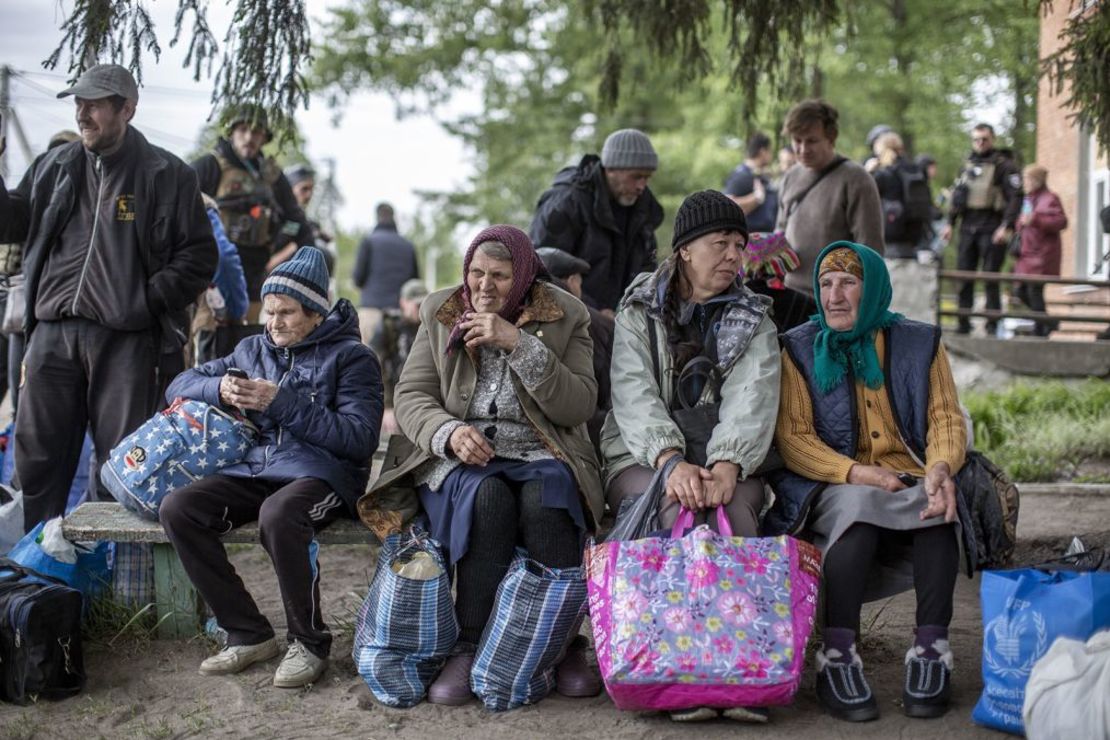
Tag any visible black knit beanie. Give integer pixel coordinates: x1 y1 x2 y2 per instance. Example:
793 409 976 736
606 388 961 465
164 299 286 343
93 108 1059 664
671 190 749 251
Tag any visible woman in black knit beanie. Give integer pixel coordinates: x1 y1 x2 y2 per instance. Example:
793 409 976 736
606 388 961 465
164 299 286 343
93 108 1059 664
599 190 783 723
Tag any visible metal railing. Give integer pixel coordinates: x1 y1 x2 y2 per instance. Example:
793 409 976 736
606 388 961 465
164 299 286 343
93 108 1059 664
936 270 1110 333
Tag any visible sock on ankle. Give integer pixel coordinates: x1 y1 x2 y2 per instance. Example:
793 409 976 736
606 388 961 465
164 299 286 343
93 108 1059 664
913 625 948 660
822 627 857 664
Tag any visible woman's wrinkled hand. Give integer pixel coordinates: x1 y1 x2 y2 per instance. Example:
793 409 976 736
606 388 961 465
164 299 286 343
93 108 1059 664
704 461 739 509
664 459 713 512
847 463 907 492
449 424 495 466
459 312 520 352
921 463 958 522
220 375 279 412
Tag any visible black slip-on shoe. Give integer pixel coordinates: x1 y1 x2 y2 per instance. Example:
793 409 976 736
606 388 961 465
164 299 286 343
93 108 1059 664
903 642 952 719
815 649 880 723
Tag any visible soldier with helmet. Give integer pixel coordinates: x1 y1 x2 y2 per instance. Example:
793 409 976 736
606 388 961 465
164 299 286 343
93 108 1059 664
191 106 312 322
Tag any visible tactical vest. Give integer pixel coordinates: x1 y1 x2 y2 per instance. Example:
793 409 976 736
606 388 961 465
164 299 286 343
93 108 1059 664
214 153 282 248
960 157 1005 211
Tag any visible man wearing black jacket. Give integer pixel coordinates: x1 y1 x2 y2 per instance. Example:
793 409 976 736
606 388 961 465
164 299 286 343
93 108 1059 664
191 107 311 322
530 128 664 313
0 64 217 529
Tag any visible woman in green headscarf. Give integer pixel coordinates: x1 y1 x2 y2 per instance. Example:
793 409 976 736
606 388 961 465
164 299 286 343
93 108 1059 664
766 241 968 724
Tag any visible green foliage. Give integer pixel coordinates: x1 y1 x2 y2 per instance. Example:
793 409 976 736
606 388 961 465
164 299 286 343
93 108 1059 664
1042 0 1110 154
46 0 310 144
586 0 840 120
315 0 1044 276
963 379 1110 481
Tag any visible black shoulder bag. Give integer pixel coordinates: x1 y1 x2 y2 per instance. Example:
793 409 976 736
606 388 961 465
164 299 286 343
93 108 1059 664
647 313 723 469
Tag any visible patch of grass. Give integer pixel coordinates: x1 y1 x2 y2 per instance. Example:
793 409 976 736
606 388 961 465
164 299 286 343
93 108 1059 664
963 379 1110 481
0 713 37 740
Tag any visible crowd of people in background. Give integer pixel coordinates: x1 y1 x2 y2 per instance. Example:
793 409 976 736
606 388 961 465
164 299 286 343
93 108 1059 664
0 61 1099 722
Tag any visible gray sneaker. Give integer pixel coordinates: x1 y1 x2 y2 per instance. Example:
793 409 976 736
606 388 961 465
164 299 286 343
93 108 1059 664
198 638 280 675
273 640 327 688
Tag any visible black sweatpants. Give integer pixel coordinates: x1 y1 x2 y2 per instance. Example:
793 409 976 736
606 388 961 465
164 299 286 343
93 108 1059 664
823 522 959 635
956 224 1007 333
455 477 582 645
159 475 344 658
16 318 160 530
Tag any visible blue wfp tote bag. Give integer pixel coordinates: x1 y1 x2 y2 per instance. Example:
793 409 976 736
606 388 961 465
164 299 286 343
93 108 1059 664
352 528 457 708
470 549 589 711
973 554 1110 734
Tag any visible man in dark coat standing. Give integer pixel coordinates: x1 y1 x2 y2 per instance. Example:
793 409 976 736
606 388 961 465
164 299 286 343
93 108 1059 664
0 64 217 530
352 202 419 344
530 128 664 314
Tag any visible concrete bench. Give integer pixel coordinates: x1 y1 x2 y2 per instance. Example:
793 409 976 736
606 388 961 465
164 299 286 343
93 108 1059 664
62 502 376 639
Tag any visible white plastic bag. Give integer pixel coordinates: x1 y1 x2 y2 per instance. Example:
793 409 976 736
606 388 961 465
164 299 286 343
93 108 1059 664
40 516 78 564
0 484 23 554
1023 630 1110 740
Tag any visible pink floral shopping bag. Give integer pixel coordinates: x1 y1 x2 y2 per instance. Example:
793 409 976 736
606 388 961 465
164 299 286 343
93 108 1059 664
586 507 821 711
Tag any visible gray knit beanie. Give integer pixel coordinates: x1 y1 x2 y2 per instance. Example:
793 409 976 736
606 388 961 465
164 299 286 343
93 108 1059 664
601 129 658 171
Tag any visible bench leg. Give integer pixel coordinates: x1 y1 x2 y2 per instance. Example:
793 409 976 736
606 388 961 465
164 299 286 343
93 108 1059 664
152 542 202 639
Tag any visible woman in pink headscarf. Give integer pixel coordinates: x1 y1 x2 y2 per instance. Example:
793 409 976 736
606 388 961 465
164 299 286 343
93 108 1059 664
360 225 603 705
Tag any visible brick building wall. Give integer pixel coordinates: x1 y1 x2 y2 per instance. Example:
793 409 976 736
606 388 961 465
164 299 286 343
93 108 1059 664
1035 1 1109 334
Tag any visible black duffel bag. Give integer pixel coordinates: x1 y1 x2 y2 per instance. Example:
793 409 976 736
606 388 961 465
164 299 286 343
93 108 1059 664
0 558 85 704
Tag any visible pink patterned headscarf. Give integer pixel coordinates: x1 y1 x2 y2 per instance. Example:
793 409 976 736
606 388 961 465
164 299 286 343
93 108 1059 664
447 225 548 354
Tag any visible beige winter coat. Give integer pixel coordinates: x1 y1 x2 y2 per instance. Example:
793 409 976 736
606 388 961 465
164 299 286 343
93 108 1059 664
357 281 603 540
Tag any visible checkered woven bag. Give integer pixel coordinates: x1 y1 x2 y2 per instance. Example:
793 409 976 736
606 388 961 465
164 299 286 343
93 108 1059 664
470 550 588 711
100 398 258 520
353 529 457 707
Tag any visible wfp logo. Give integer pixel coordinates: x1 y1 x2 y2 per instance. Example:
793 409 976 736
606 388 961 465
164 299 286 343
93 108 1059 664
984 606 1048 679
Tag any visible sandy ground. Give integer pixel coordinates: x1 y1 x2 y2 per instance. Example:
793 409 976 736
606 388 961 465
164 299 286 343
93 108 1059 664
2 488 1109 739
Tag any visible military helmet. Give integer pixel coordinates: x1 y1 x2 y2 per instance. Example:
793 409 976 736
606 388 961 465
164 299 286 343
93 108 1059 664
222 104 273 143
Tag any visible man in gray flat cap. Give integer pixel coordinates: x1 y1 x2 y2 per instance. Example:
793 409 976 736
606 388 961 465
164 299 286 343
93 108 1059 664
530 128 664 313
535 246 612 450
0 63 217 530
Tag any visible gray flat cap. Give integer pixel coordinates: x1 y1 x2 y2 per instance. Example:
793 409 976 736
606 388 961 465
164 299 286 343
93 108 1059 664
57 64 139 102
536 247 590 278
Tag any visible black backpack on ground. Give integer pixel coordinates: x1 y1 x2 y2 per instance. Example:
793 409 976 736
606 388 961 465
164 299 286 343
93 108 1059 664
0 558 85 705
881 161 933 243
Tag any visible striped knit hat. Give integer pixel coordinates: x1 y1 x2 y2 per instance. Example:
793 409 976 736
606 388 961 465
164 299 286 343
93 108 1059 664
262 246 331 316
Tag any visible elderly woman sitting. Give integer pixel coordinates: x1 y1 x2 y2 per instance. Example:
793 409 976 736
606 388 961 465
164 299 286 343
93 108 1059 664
766 241 966 723
602 190 781 723
160 246 383 688
362 225 603 706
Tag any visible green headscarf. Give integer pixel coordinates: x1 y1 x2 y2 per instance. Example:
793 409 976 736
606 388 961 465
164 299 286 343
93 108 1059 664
810 241 903 394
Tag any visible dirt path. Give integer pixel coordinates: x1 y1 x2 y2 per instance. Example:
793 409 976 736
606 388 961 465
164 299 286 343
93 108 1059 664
2 488 1107 739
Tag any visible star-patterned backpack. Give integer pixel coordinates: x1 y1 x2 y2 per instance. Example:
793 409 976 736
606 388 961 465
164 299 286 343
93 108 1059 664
100 398 259 520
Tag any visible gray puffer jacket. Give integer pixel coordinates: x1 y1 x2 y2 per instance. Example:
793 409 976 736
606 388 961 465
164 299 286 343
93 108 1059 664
600 264 781 485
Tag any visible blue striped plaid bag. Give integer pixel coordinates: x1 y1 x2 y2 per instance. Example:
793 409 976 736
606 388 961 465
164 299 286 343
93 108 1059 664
470 549 588 711
352 529 457 707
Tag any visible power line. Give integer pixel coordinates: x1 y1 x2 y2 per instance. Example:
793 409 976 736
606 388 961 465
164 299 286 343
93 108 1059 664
15 67 212 98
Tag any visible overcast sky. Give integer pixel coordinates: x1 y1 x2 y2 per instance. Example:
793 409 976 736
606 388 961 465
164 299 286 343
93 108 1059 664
0 0 476 233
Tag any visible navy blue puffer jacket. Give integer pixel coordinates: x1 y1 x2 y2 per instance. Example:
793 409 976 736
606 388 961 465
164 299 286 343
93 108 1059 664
166 298 383 515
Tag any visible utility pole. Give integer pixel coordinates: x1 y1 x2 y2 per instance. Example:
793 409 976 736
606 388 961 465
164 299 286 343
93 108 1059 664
1 65 11 180
0 66 36 180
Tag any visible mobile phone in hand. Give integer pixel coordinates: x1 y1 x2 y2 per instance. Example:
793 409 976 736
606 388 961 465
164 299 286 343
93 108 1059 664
226 367 248 379
896 472 917 487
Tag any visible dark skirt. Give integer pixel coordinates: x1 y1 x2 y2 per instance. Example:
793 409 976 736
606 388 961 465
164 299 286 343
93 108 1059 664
418 458 585 565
